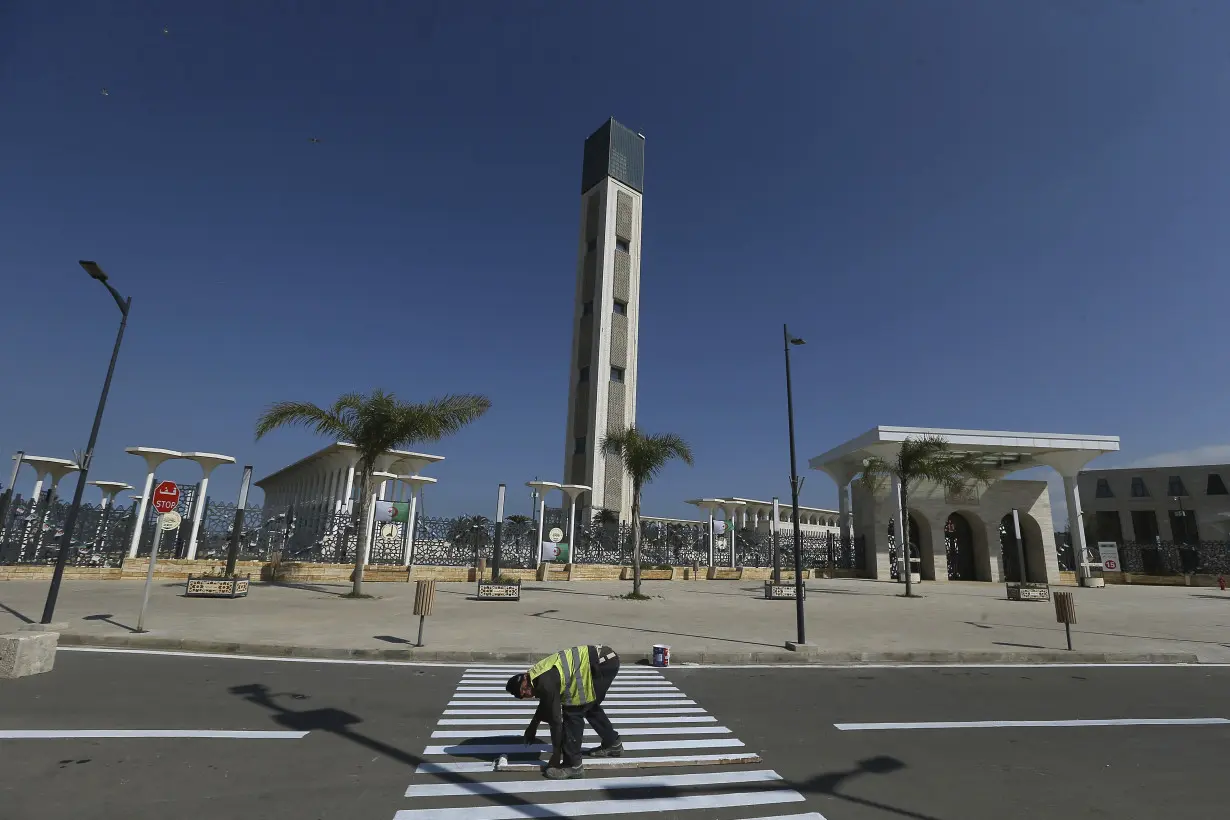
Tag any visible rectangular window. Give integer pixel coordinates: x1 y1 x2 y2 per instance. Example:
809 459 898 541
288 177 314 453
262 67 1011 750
574 437 585 455
616 238 630 253
582 301 593 316
1093 510 1124 543
1095 478 1113 498
578 366 589 383
610 366 625 383
612 300 627 315
1131 510 1159 542
1207 473 1228 495
1130 477 1149 498
1167 475 1188 496
586 238 597 253
1169 509 1199 545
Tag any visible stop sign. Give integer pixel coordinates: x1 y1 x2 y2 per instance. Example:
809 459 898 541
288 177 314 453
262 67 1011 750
152 481 180 514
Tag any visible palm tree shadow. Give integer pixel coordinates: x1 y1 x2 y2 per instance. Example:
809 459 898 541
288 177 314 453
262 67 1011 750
227 683 567 817
529 611 780 649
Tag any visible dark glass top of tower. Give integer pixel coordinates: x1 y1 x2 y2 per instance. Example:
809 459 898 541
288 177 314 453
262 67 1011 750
581 118 644 194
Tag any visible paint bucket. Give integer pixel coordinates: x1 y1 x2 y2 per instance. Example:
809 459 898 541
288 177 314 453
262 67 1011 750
651 644 670 667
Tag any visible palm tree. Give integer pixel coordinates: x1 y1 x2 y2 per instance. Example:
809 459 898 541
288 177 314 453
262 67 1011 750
255 389 491 596
600 426 694 597
859 435 990 597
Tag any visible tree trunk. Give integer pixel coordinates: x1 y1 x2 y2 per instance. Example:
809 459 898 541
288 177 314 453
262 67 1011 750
631 484 642 597
901 479 914 597
352 469 372 597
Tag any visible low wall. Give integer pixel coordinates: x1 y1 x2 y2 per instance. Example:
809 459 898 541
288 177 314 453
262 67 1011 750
0 566 122 581
120 559 268 581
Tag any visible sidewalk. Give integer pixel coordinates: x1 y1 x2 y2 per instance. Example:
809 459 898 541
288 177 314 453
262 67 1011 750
1 577 1224 664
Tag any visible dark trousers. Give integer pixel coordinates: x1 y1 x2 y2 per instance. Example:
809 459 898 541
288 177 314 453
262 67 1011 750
560 653 621 767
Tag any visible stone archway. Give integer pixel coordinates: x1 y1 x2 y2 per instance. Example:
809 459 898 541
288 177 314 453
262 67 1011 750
1000 512 1047 582
944 512 978 580
909 509 936 581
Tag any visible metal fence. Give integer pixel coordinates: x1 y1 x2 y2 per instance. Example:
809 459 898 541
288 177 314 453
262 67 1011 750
1099 541 1230 576
0 493 136 567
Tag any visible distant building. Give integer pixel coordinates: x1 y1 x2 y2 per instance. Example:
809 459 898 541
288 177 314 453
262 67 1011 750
1078 463 1230 544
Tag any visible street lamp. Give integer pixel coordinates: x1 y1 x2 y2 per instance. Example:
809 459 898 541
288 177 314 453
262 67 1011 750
783 324 807 647
40 261 132 624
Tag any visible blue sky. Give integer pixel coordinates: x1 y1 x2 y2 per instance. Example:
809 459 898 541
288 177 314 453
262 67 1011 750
3 1 1228 521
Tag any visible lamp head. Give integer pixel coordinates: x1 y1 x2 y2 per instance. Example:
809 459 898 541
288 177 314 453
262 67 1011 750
789 336 806 346
79 260 108 283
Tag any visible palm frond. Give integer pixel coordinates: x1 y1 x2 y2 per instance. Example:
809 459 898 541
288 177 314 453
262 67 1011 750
601 426 694 487
255 401 353 442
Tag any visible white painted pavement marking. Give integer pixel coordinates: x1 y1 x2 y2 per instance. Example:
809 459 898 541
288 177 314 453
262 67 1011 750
442 706 707 715
835 718 1230 731
460 671 663 678
456 684 679 691
450 691 685 698
448 699 697 707
392 789 804 819
404 768 783 797
0 729 307 739
423 738 745 755
437 715 717 725
431 725 732 738
413 753 768 775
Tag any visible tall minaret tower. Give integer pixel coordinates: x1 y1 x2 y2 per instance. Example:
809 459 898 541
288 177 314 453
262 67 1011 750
562 118 645 523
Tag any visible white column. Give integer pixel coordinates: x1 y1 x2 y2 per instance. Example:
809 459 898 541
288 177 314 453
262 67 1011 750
1062 474 1088 583
362 487 379 567
536 494 547 558
342 464 356 513
128 471 155 558
379 479 389 501
838 482 852 541
185 474 213 559
403 490 419 566
707 509 715 565
568 497 578 553
893 476 904 580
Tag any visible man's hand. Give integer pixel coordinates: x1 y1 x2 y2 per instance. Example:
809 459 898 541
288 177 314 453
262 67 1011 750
522 726 537 745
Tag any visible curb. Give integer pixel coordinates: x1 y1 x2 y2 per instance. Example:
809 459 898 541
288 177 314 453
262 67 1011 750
54 634 1202 666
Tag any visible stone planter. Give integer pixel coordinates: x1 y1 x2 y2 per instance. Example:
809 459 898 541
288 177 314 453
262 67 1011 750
764 581 805 600
622 567 674 581
185 574 250 598
476 580 521 601
708 567 743 581
1006 581 1051 602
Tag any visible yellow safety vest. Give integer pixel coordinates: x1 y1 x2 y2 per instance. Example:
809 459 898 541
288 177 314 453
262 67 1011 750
528 645 595 707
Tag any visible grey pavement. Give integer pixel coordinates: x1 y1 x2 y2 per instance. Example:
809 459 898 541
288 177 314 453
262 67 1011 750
1 650 1227 819
0 576 1227 662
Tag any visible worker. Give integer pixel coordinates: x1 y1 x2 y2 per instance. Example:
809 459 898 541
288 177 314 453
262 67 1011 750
505 644 623 779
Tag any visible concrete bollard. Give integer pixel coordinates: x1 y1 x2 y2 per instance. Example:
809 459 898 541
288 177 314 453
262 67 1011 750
1 631 58 679
413 579 437 647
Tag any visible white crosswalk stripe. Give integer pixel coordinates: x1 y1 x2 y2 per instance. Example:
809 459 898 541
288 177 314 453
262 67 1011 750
394 664 819 820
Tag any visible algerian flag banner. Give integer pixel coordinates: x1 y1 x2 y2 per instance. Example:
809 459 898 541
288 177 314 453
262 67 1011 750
373 501 410 523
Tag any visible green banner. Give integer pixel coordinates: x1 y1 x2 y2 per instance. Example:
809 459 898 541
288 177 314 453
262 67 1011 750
373 501 410 524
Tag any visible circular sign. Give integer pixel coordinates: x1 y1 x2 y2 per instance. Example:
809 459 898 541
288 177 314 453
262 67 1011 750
548 527 564 544
152 481 180 514
1103 558 1118 571
158 511 182 531
381 524 397 539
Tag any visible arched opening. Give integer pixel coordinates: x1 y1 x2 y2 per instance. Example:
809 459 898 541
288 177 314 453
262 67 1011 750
944 512 977 580
886 514 925 580
1000 512 1047 583
910 509 936 581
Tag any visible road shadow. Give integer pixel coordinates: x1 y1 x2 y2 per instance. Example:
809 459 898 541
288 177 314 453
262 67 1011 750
83 613 138 633
1192 594 1228 600
374 634 413 645
978 620 1230 648
519 585 620 599
529 610 779 649
270 581 349 597
227 683 569 817
993 641 1049 650
0 599 34 624
964 620 993 630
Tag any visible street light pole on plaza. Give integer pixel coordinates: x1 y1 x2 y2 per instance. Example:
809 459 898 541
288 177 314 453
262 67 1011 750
41 261 132 624
783 324 807 646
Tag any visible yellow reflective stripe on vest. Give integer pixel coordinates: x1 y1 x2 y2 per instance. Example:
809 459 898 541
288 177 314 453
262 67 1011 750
528 645 595 706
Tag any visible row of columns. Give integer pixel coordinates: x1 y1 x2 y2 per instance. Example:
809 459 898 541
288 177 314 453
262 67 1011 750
526 481 591 558
8 454 135 557
125 447 236 560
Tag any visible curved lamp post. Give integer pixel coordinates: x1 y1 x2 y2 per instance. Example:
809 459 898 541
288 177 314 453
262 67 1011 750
527 480 561 561
560 484 591 559
88 480 132 550
783 323 807 648
124 448 185 559
396 474 437 566
181 452 236 559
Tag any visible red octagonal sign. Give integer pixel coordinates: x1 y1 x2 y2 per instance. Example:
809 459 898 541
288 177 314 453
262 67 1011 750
152 481 180 514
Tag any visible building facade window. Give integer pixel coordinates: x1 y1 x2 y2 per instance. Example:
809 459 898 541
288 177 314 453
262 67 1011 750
1167 476 1188 496
1207 473 1228 495
1131 510 1159 542
574 437 585 455
1095 478 1113 498
582 301 593 316
586 238 597 253
613 300 627 315
578 366 589 382
610 366 625 383
1130 477 1149 498
616 238 630 253
1168 509 1199 545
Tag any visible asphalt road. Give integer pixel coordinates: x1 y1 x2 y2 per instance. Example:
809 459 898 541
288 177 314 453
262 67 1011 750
1 649 1227 820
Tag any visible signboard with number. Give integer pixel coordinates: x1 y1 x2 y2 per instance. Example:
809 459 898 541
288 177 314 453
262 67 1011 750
1097 542 1121 572
152 481 180 514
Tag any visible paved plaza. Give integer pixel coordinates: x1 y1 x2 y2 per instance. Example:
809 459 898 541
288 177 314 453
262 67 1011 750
1 577 1225 662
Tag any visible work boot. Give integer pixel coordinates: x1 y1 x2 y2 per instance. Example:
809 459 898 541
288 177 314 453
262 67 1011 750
588 741 623 758
544 765 585 780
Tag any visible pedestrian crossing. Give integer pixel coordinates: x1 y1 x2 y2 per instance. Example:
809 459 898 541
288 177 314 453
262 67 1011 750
393 664 824 820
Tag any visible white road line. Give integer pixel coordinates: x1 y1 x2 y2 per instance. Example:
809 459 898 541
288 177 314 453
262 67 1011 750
0 729 307 739
461 671 664 677
404 768 782 797
452 687 681 694
448 700 696 707
414 753 766 774
430 725 732 738
443 707 707 716
62 648 1224 671
437 716 717 725
423 738 745 755
392 789 803 819
835 718 1230 731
